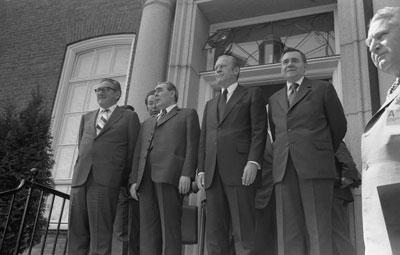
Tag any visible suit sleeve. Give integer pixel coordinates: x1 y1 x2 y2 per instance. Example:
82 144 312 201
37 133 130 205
77 114 85 148
324 83 347 151
181 109 200 178
129 122 143 185
335 141 361 186
126 111 140 180
248 87 268 164
197 103 208 174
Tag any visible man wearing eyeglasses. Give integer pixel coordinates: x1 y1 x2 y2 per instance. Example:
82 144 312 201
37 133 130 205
68 78 140 255
363 7 400 255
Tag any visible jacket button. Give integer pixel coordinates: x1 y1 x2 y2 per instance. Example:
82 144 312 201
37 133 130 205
288 128 291 132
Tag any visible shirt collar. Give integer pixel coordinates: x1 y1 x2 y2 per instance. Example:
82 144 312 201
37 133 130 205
158 104 177 117
99 104 117 114
221 82 238 97
286 76 304 89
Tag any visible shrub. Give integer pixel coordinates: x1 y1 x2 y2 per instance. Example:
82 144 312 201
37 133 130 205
0 88 54 254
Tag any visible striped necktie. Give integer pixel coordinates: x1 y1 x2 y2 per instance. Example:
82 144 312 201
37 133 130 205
157 109 167 124
96 109 109 134
387 78 400 99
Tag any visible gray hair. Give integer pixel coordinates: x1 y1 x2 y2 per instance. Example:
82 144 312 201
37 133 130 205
370 7 400 26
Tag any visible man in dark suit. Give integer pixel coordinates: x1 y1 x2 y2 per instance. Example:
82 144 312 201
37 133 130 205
268 48 347 255
332 141 360 255
129 81 200 255
68 78 140 255
197 53 267 255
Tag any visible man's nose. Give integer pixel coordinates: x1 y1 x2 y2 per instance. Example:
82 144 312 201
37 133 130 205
369 38 380 52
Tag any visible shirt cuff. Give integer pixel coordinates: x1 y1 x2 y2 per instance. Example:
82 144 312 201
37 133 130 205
197 172 205 176
248 161 261 170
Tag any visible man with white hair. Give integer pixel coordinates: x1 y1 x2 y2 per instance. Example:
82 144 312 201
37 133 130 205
363 6 400 255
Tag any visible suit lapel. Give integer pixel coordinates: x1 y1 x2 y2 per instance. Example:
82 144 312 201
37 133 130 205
275 88 289 113
364 88 400 132
209 96 220 125
89 110 98 136
220 85 246 124
289 78 311 110
157 106 178 127
96 106 123 138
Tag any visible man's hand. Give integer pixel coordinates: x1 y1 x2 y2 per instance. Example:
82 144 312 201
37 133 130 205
196 173 205 190
129 183 139 200
340 177 354 188
242 162 258 186
179 176 191 194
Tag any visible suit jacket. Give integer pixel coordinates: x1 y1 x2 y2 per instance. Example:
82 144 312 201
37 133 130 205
268 77 347 183
198 85 267 188
361 82 400 255
255 135 274 209
334 141 361 203
72 106 140 189
130 107 200 189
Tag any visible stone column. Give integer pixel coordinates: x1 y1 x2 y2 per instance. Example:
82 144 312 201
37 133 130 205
127 0 176 121
337 0 371 253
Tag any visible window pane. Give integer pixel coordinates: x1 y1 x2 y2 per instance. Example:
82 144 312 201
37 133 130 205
113 45 131 74
73 51 94 78
94 47 112 75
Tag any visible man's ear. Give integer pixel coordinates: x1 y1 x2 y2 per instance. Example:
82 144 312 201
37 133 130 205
169 90 176 101
234 66 240 76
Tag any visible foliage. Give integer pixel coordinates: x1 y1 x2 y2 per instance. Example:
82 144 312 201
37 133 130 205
0 88 55 254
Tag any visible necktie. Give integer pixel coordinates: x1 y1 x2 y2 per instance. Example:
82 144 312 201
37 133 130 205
218 89 228 121
96 109 109 134
288 83 299 107
387 78 400 98
157 109 167 123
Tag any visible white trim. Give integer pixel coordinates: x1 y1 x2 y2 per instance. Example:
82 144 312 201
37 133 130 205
210 4 337 32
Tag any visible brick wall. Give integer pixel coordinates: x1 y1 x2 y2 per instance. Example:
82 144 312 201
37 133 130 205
0 0 142 111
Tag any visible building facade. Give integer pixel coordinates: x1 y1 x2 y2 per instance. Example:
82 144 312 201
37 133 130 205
1 0 400 254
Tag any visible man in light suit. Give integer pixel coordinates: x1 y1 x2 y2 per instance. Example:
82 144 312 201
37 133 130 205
129 81 200 255
197 53 267 255
68 78 140 255
268 48 347 255
363 7 400 254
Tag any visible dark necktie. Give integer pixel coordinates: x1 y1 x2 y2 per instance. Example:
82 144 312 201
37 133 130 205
288 83 299 107
218 89 228 121
388 78 400 97
96 109 109 134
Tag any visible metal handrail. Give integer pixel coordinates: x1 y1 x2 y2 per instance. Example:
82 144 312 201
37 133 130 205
0 169 70 255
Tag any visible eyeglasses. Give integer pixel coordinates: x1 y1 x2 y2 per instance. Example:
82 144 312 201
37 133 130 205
94 87 116 93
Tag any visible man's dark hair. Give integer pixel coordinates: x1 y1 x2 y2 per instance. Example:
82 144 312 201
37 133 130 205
100 78 121 91
144 89 155 106
159 81 178 102
280 48 307 64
